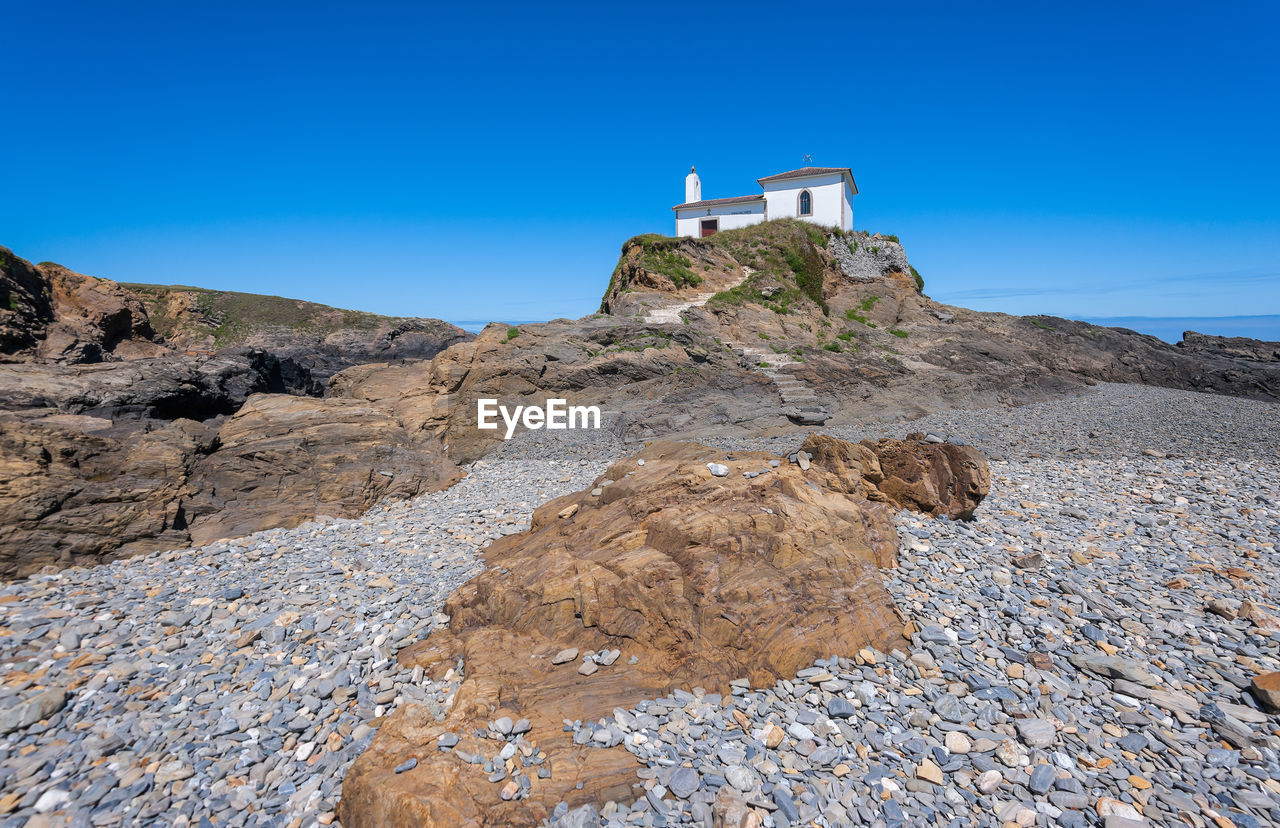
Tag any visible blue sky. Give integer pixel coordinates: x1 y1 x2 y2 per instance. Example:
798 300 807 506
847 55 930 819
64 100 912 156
4 1 1278 339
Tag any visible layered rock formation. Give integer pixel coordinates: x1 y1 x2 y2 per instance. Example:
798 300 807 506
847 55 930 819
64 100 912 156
180 394 462 546
5 224 1279 575
324 221 1280 474
328 318 783 464
0 392 462 578
0 251 166 363
1178 330 1280 363
119 282 473 381
0 246 469 575
339 434 988 827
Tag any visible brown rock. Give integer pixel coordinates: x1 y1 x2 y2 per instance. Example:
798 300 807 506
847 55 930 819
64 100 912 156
712 786 764 828
1250 672 1280 713
0 410 214 578
1206 599 1237 620
824 433 990 521
1240 601 1280 631
181 394 462 545
338 436 988 826
0 249 164 364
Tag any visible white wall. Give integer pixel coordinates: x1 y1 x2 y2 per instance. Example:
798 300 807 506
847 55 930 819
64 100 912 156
675 202 765 237
761 173 854 232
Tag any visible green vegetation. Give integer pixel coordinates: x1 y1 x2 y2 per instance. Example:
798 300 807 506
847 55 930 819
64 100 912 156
120 282 403 348
823 342 842 353
698 221 832 314
630 234 704 289
910 265 925 294
758 332 770 340
882 234 900 243
505 327 521 342
608 220 929 320
804 225 827 249
1030 318 1055 331
5 292 18 312
836 330 854 341
890 328 909 338
782 245 829 314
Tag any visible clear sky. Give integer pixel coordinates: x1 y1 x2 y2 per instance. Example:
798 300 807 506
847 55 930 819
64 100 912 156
4 1 1278 338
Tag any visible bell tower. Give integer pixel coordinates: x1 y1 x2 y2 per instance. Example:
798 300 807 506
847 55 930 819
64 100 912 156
685 166 701 203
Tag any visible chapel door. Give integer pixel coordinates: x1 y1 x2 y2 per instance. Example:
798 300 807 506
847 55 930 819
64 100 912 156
700 219 718 237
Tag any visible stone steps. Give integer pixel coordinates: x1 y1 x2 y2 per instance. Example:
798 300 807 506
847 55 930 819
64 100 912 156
725 339 830 426
643 267 753 325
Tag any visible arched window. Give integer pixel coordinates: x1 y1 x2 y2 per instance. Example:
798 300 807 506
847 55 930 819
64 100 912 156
798 190 812 216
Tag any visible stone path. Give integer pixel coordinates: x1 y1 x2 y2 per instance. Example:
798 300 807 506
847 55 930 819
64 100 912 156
640 266 828 425
642 268 752 325
724 342 829 426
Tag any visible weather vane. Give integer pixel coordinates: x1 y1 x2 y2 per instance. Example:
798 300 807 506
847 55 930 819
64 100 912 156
802 153 814 164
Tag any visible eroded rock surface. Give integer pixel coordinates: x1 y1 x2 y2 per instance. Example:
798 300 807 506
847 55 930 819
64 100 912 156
0 246 470 572
1179 330 1280 363
0 393 462 578
182 394 463 545
338 435 988 827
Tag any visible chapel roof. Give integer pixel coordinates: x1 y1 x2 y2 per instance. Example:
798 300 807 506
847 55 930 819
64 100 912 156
671 194 765 211
757 167 859 194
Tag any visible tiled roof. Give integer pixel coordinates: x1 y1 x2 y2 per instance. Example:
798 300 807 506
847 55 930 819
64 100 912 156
672 194 765 211
757 167 858 194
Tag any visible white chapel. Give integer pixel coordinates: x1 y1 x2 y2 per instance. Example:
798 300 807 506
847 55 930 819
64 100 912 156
673 166 858 237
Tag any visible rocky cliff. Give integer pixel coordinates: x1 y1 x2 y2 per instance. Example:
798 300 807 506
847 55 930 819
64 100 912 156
119 282 472 381
0 246 470 576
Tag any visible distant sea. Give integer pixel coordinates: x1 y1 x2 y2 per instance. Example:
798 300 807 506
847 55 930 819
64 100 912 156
1078 315 1280 344
450 320 544 333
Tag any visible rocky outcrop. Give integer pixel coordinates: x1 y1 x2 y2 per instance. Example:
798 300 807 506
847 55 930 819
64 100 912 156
0 393 462 578
0 245 470 574
1179 330 1280 363
636 221 1280 422
0 349 320 420
181 394 462 545
599 235 747 319
0 411 215 576
0 248 165 363
338 435 988 827
330 318 785 464
120 282 473 381
1 246 472 378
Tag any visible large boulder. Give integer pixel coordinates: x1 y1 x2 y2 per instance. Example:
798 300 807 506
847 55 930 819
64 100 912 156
0 410 214 577
338 436 988 827
181 394 462 544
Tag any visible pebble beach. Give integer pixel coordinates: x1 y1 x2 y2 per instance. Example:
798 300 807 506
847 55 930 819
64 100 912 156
2 383 1278 827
